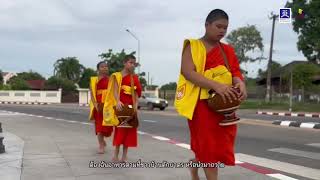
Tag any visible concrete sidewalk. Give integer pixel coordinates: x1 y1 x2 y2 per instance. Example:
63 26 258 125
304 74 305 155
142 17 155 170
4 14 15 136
0 111 277 180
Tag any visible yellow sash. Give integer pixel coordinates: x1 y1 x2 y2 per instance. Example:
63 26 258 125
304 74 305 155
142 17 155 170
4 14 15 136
102 72 122 126
89 76 98 120
174 39 232 120
89 77 109 120
174 39 206 120
200 65 232 99
121 85 137 95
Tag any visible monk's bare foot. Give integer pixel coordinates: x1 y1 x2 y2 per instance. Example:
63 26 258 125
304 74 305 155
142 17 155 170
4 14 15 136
112 157 119 162
97 146 105 154
120 157 128 162
189 159 199 180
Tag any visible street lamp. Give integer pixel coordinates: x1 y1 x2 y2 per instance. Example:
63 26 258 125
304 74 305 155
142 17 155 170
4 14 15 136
126 29 140 74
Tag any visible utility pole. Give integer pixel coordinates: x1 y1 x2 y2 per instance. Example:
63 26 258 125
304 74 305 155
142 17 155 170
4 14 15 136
289 66 293 112
147 72 150 86
265 12 279 102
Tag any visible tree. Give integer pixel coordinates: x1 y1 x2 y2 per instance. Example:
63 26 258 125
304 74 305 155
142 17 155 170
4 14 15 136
291 64 320 90
78 68 97 88
7 71 45 90
139 76 147 90
0 70 3 85
99 49 147 89
9 78 30 90
226 25 265 65
283 63 320 102
99 49 135 74
160 82 177 90
54 57 85 83
45 76 76 92
15 71 45 81
285 0 320 64
258 61 282 79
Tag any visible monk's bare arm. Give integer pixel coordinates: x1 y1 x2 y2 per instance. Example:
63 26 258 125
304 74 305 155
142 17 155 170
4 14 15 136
232 77 244 84
180 44 219 90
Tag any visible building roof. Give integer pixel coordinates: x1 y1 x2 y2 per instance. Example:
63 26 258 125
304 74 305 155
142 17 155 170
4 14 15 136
256 60 318 85
26 80 46 90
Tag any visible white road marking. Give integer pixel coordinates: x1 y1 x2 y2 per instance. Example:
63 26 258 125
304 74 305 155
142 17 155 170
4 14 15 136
300 122 318 128
143 120 157 123
236 153 320 180
280 121 293 126
235 160 244 164
267 173 299 180
152 136 170 141
175 143 190 150
137 131 147 135
67 121 77 123
306 143 320 148
268 148 320 160
0 113 20 116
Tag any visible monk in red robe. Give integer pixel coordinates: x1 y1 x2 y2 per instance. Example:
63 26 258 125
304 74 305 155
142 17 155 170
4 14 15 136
179 9 247 180
89 61 114 154
111 55 142 162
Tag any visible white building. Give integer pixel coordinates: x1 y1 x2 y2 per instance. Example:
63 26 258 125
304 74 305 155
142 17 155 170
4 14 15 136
1 72 17 85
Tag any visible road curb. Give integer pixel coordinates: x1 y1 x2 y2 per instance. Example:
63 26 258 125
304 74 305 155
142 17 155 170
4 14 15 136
272 120 320 129
0 101 51 105
257 111 320 118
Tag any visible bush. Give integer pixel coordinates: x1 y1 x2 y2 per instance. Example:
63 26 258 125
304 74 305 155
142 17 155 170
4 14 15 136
45 76 76 92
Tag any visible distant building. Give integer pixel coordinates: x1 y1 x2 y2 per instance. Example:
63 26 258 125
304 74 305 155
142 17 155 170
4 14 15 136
256 61 320 88
26 80 46 90
1 72 17 85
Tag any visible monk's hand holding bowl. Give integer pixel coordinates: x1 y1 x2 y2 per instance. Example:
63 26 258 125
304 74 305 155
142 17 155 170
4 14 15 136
212 83 239 104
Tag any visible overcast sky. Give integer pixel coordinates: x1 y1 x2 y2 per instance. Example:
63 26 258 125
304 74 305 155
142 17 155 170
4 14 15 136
0 0 305 85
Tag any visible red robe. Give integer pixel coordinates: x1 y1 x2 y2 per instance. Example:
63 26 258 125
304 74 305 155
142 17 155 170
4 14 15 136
113 74 142 147
93 77 113 137
188 43 244 165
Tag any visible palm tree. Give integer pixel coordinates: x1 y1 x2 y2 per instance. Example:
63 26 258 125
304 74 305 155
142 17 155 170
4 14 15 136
53 57 85 83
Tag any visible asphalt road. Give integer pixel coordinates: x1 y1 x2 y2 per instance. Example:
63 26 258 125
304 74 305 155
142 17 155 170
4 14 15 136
1 104 319 180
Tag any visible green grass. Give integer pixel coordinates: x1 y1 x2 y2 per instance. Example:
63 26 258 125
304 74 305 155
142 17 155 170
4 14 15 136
240 99 320 112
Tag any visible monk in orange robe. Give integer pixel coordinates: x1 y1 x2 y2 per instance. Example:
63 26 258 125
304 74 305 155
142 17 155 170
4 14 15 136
111 55 142 162
89 61 113 154
178 9 247 180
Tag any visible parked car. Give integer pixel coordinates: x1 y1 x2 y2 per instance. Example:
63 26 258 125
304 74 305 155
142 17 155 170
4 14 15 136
138 93 168 110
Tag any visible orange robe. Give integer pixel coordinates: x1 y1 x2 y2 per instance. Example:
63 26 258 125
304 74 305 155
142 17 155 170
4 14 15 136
113 74 142 147
93 77 113 137
188 43 244 165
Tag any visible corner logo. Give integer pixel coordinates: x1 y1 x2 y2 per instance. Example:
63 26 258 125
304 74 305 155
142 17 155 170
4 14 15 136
279 8 292 23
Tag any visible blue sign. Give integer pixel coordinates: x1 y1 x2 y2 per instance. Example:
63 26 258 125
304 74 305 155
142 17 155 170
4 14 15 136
279 8 292 23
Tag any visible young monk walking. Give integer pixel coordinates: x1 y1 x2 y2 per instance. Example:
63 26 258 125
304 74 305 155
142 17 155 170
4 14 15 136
174 9 247 180
103 55 142 162
89 61 114 154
